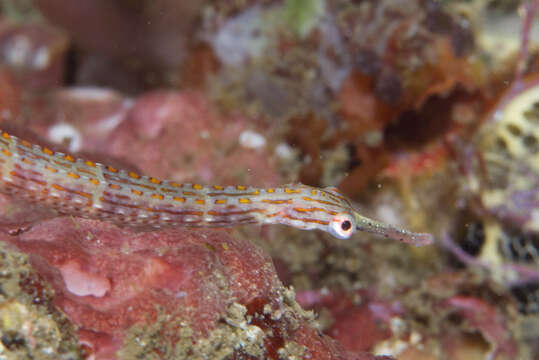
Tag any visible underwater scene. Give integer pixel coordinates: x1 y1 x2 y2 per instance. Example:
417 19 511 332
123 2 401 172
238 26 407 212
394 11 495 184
0 0 537 359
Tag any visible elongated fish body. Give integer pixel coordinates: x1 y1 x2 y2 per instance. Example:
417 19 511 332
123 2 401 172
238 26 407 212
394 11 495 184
0 130 432 245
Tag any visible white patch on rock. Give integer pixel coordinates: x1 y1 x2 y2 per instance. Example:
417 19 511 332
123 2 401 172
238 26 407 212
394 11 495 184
59 261 111 297
274 142 295 160
239 130 266 149
4 34 32 67
33 46 51 69
47 123 82 152
64 87 119 101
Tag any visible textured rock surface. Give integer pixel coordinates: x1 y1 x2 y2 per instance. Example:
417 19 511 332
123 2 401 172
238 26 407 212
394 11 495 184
0 241 81 359
1 216 384 359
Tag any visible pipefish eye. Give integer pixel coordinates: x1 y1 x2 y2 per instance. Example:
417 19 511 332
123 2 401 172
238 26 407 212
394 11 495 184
329 213 356 239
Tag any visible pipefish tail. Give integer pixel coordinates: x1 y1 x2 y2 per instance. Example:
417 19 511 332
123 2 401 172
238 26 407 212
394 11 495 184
0 130 433 246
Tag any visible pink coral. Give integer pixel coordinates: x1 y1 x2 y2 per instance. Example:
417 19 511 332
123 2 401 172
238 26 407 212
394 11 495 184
104 91 278 186
0 218 283 357
25 90 279 188
0 215 390 359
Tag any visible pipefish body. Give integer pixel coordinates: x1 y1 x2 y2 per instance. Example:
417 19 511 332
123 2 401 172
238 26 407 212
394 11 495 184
0 130 433 245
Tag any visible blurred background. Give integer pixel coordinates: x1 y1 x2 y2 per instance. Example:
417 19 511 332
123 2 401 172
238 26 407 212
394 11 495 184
0 1 537 359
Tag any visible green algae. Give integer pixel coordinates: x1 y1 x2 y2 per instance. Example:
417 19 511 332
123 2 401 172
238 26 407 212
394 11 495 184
282 0 324 38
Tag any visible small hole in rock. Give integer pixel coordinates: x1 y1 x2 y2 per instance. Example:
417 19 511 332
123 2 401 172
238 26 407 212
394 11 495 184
506 123 522 137
495 137 508 151
523 134 537 152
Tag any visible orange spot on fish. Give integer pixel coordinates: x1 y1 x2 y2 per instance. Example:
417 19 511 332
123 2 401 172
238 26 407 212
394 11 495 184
64 154 75 162
302 196 339 207
75 190 92 199
42 147 54 156
76 167 96 176
128 171 140 179
282 214 329 225
161 188 177 193
237 185 246 190
132 189 143 196
262 199 292 204
52 183 65 191
66 172 80 179
285 188 301 194
239 198 251 204
294 207 338 216
215 199 227 204
137 183 156 191
193 184 203 190
195 199 205 205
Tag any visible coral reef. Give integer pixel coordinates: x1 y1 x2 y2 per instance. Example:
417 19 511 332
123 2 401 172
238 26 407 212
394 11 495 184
0 0 537 359
3 216 351 359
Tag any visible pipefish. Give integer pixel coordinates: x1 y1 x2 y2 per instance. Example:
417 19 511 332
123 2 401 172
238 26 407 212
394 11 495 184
0 130 432 245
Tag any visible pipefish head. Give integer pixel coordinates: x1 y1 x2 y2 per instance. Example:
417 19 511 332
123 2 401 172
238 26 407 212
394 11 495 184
272 185 432 245
279 185 359 240
311 186 358 240
320 187 433 246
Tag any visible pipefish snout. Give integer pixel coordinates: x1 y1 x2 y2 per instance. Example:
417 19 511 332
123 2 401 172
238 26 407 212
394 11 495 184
0 130 433 246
